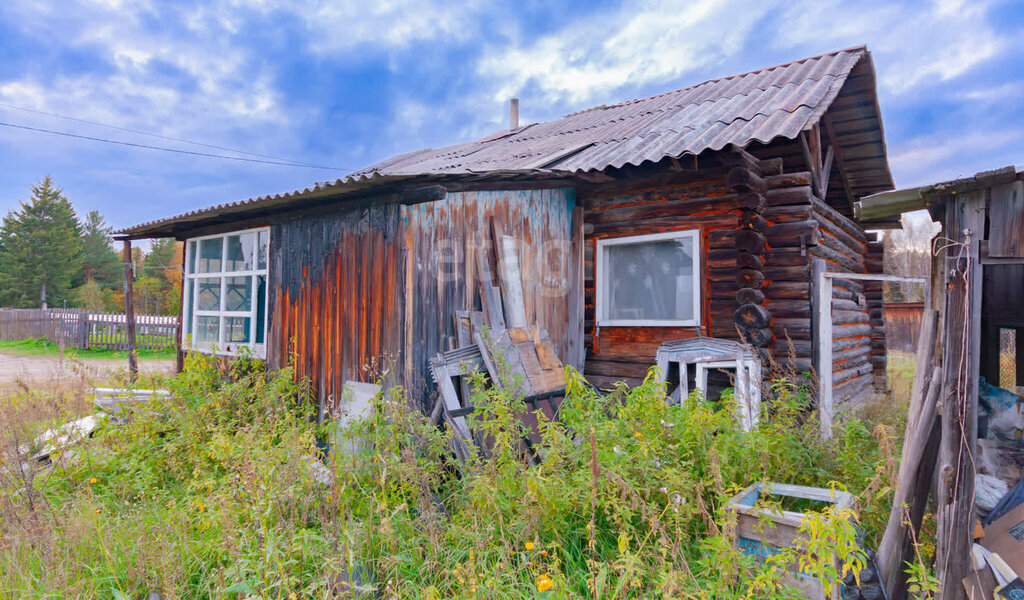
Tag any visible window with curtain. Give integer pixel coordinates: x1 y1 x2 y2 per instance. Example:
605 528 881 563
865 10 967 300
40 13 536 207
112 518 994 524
596 230 701 327
182 227 269 357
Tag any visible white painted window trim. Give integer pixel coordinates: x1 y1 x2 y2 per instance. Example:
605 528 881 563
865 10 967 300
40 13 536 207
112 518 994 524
183 227 269 358
595 229 701 327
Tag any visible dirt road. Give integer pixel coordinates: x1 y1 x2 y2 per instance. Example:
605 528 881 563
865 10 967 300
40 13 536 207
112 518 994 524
0 352 174 389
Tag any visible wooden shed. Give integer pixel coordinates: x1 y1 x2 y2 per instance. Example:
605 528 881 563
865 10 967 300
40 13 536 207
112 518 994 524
119 46 895 417
857 165 1024 598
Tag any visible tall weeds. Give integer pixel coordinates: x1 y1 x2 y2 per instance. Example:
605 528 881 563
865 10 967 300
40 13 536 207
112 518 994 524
0 353 899 599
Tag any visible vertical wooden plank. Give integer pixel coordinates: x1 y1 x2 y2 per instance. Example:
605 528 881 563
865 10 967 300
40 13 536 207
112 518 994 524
122 240 138 379
987 180 1024 257
935 191 984 600
813 259 833 438
567 202 585 370
500 234 528 329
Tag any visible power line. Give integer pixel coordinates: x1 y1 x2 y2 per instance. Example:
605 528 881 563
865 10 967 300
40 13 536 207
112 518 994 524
0 101 322 166
0 120 348 170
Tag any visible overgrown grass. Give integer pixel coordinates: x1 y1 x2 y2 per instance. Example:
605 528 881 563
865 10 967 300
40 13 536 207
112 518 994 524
0 337 176 360
0 353 909 599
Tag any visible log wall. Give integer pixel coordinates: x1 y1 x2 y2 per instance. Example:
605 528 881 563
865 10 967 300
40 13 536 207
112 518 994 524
580 169 737 388
812 191 875 407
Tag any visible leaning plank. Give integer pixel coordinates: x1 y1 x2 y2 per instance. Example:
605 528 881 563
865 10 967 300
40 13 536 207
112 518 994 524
499 235 528 329
877 365 942 597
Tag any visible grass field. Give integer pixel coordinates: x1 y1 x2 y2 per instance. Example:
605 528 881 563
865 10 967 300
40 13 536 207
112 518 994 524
0 338 176 360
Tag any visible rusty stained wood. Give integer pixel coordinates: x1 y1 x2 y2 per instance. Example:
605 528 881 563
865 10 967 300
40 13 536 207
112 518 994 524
402 188 578 407
267 203 405 415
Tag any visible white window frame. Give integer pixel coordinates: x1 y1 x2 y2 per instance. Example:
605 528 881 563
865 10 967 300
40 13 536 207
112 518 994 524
595 229 701 327
182 227 270 358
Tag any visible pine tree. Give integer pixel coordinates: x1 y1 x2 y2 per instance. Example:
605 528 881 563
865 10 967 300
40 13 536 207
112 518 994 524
0 176 83 308
78 210 121 288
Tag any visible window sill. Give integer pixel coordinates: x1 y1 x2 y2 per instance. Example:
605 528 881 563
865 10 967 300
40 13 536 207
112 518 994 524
597 320 701 327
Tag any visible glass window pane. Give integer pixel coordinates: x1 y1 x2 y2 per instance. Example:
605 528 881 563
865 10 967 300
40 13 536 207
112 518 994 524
198 278 221 311
224 276 252 311
225 316 250 343
187 240 197 274
197 238 222 273
225 233 257 272
605 236 695 321
257 230 269 270
182 280 193 337
196 316 219 343
256 275 266 343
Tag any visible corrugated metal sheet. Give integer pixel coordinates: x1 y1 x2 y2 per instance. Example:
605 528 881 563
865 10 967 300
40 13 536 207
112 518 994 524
121 46 882 238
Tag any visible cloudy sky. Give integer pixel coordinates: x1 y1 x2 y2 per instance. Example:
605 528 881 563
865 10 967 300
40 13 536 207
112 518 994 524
0 0 1021 233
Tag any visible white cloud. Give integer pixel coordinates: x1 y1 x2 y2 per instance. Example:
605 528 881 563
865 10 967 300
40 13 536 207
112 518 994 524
477 0 770 106
0 0 293 161
236 0 489 53
888 127 1024 187
775 0 1007 94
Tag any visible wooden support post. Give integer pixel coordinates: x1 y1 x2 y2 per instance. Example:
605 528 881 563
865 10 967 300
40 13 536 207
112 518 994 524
813 259 833 438
935 192 985 600
122 239 138 380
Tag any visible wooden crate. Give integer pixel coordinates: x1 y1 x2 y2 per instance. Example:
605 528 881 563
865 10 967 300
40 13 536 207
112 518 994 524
725 482 854 600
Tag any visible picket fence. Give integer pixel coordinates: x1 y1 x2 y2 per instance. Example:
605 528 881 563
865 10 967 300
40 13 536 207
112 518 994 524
0 308 179 351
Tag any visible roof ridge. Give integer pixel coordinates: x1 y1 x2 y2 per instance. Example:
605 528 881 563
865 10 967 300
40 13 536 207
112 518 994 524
562 46 867 118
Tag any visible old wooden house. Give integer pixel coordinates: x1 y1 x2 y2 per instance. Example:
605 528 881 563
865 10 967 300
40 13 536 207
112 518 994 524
120 46 894 418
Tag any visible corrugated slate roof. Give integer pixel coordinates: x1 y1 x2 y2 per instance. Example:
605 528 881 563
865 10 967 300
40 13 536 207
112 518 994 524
121 46 885 238
354 48 862 176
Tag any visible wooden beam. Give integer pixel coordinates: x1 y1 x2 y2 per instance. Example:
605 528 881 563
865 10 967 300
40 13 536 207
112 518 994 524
122 239 138 380
935 191 985 600
822 114 857 214
820 145 835 198
813 258 833 438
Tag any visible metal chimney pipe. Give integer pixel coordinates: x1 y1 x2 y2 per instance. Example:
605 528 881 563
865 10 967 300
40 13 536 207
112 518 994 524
509 97 519 129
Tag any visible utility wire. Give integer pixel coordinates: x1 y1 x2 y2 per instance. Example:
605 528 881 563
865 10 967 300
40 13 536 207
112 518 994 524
0 120 348 170
0 101 323 166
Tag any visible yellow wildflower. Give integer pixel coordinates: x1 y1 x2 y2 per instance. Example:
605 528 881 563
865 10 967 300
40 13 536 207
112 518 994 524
288 593 297 600
536 574 553 592
634 432 642 439
88 477 98 484
525 541 534 551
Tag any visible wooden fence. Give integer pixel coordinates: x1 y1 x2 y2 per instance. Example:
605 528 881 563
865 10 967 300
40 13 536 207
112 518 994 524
0 308 178 351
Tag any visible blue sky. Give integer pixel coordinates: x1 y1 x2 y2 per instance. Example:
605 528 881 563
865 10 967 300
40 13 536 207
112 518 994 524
0 0 1021 234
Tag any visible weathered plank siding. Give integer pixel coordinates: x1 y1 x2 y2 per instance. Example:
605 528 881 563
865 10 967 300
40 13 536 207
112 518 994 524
401 188 580 405
883 303 924 353
267 203 405 413
266 189 579 412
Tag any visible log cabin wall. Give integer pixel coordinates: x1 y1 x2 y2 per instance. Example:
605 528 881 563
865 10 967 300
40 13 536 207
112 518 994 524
401 188 580 408
580 167 740 388
866 238 887 388
267 202 405 412
812 193 875 407
578 157 880 406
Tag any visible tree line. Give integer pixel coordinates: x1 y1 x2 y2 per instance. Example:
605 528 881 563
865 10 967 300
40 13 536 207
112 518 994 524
0 176 182 315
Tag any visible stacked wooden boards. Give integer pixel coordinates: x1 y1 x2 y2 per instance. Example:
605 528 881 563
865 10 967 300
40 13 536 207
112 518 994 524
429 232 568 464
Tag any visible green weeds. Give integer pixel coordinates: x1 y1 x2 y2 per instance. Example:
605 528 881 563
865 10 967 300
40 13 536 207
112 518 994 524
0 354 905 598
